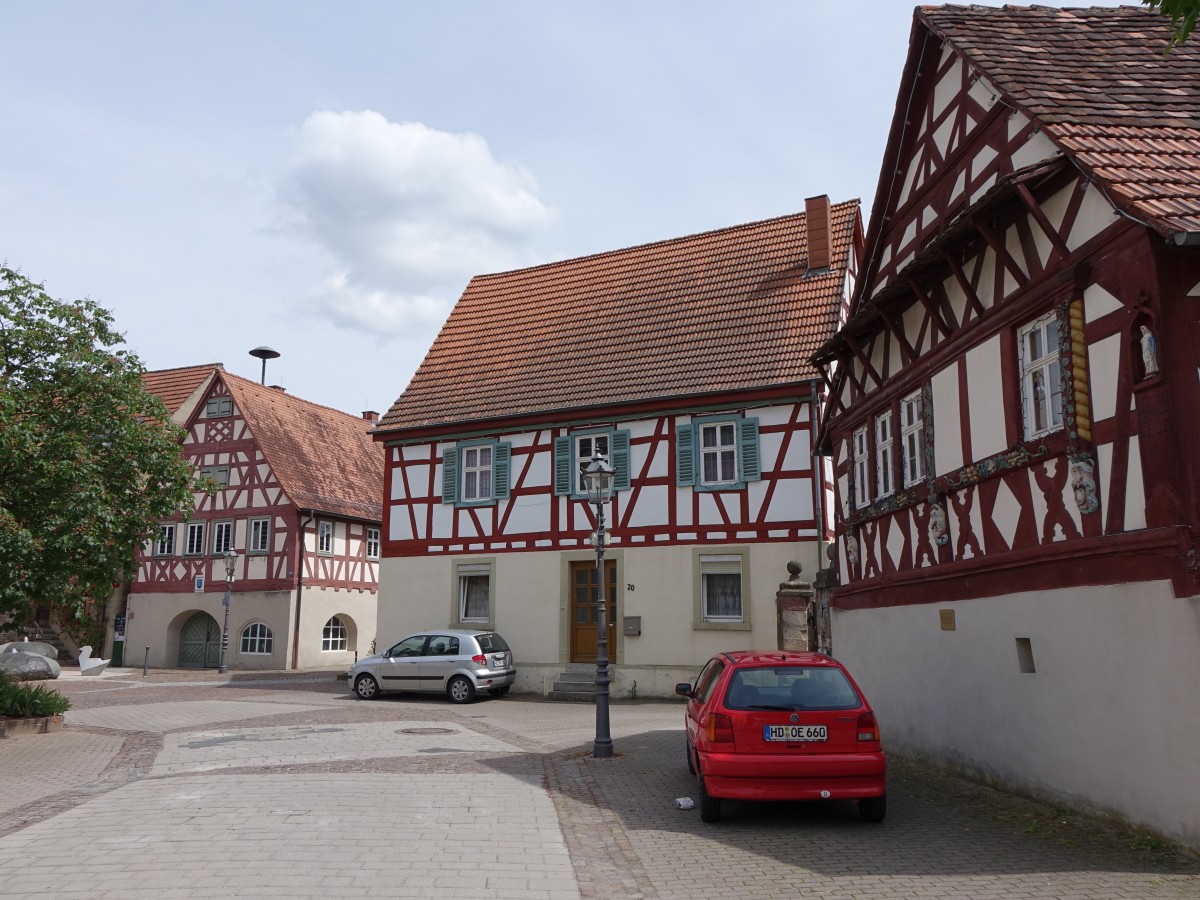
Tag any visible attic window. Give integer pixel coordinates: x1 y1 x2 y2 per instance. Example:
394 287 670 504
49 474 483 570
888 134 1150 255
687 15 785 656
206 397 233 417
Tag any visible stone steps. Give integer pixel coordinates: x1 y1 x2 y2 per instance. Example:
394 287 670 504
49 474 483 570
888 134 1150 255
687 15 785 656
548 664 599 702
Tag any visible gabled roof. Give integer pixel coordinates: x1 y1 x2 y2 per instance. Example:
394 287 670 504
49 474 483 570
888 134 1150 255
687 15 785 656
920 4 1200 238
378 201 860 433
215 373 383 522
141 364 223 419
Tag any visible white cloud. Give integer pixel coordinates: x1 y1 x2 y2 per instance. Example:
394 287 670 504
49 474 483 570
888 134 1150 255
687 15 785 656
280 110 555 335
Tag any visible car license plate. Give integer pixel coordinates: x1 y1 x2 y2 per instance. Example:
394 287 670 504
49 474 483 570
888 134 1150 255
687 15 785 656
764 724 827 742
491 656 505 668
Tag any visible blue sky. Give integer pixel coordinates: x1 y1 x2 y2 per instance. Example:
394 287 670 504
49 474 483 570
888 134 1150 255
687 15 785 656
1 1 1127 414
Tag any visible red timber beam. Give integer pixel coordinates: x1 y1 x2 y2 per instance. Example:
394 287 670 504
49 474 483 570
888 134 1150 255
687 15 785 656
906 275 952 338
842 332 884 390
970 216 1029 289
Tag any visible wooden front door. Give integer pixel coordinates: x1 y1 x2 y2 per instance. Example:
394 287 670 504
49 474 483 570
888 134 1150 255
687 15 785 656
179 613 221 668
570 559 617 663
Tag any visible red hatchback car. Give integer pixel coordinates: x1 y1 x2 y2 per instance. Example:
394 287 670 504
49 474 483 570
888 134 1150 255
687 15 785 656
675 651 887 823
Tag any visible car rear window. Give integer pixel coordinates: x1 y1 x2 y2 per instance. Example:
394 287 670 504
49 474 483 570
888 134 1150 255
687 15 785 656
475 633 510 653
724 666 862 711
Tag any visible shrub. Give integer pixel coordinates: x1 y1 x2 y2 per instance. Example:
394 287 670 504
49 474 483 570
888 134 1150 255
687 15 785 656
0 672 71 717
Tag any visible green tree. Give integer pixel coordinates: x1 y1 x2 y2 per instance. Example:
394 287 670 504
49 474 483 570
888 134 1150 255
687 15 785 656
0 267 195 631
1143 0 1199 47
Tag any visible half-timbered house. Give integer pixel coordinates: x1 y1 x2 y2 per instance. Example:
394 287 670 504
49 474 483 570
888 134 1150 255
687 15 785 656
374 198 861 697
127 369 384 671
812 6 1200 846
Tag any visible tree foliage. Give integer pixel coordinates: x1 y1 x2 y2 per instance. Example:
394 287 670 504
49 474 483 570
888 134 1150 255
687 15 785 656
0 267 195 627
1143 0 1199 47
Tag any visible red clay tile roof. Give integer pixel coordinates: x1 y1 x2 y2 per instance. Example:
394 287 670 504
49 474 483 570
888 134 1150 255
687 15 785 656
921 5 1200 237
219 373 383 521
141 364 223 415
377 201 860 433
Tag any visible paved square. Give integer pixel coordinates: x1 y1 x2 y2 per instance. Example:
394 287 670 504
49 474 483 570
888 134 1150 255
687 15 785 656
0 773 579 900
65 700 324 732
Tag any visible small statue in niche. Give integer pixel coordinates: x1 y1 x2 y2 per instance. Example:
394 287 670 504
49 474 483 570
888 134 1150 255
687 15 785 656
1140 325 1159 378
1070 456 1100 515
844 534 859 570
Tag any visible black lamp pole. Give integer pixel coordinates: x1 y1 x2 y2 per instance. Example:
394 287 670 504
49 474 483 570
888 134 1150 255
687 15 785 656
584 451 614 759
217 550 238 674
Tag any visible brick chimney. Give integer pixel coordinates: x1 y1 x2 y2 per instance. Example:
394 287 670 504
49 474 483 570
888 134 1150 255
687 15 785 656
362 410 379 424
804 194 832 272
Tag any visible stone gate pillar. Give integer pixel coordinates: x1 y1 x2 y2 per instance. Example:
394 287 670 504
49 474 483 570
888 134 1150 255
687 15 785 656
776 561 814 652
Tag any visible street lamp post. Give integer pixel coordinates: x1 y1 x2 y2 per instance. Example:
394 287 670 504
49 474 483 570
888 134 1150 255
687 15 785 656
217 549 238 674
583 450 615 759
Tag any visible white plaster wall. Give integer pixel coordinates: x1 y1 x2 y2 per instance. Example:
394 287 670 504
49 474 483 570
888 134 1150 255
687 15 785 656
294 586 378 670
932 363 964 474
965 336 1006 459
377 540 820 695
1087 333 1122 424
832 582 1200 848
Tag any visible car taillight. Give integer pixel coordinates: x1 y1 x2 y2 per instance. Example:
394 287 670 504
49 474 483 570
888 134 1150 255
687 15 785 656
707 713 734 743
857 711 878 743
471 654 487 666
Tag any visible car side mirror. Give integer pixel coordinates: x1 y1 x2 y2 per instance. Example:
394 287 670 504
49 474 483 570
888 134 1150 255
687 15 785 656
674 682 694 698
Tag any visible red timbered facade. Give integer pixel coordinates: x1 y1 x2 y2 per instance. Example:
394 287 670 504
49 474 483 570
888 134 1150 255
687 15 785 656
813 6 1200 848
126 370 383 671
376 199 862 695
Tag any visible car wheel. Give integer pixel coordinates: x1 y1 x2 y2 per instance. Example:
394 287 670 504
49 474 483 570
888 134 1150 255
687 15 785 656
686 740 695 775
490 686 511 698
354 674 379 700
859 794 887 823
447 675 476 704
698 775 721 823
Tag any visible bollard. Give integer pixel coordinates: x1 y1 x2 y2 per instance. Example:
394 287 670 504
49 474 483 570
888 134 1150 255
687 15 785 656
143 646 150 677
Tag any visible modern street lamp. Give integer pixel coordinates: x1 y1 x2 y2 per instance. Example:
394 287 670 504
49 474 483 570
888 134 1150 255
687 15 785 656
582 450 615 759
217 549 238 674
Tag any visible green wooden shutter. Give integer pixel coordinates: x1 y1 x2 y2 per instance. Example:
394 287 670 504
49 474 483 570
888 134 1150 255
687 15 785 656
441 446 458 504
738 418 761 483
611 430 631 491
553 435 572 496
676 423 695 486
493 442 512 500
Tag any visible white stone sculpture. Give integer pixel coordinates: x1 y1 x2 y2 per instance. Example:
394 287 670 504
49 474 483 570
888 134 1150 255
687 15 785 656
78 645 110 676
1140 325 1158 378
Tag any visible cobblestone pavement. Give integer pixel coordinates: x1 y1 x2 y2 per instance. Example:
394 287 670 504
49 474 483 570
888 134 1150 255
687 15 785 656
1 668 1196 899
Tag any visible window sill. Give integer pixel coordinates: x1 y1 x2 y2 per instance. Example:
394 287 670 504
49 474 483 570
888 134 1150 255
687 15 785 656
693 620 751 631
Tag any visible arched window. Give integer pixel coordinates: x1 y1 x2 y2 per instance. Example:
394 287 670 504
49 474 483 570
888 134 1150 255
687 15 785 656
240 622 273 655
322 615 347 652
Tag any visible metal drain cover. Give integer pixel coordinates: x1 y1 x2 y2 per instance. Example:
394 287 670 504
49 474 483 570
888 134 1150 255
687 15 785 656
398 727 456 735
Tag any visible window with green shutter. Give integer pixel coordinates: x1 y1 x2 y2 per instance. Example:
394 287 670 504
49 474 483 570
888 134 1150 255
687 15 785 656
676 416 760 490
442 440 511 507
553 429 631 497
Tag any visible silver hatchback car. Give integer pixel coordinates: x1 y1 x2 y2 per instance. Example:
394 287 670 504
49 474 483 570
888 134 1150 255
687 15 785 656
348 629 516 704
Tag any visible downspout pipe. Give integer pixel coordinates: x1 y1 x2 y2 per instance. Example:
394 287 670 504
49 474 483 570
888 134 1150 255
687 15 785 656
809 378 827 572
291 510 316 670
1171 231 1200 246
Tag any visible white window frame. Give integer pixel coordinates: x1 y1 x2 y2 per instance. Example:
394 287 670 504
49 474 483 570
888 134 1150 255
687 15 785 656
462 445 494 502
322 615 347 652
1019 313 1064 440
317 520 334 556
698 421 739 487
240 622 273 655
211 520 233 555
249 517 271 555
700 554 743 622
457 563 491 623
155 523 176 557
205 397 232 417
365 526 380 560
184 522 205 556
852 426 870 509
875 411 894 498
575 432 610 494
900 390 926 487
